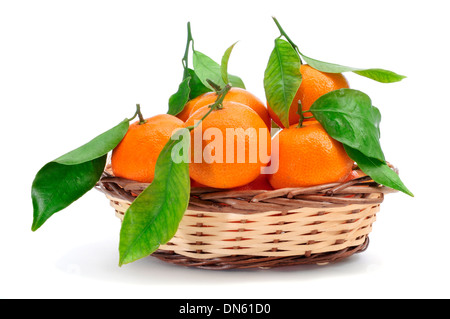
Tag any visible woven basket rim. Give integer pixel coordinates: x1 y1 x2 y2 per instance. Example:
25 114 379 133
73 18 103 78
96 167 395 213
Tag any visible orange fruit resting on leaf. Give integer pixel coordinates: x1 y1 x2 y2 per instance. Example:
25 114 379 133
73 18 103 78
268 64 349 128
111 114 184 183
185 101 271 189
268 122 354 189
187 87 271 128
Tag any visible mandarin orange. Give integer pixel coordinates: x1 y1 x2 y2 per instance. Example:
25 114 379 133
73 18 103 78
188 87 271 128
268 64 349 128
268 122 353 188
184 101 271 189
343 169 366 182
176 94 205 122
111 114 184 183
232 174 273 191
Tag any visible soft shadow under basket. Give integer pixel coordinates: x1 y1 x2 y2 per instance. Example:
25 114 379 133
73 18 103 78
97 165 397 270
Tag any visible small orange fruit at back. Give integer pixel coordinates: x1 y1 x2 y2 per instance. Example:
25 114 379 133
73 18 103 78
185 101 271 189
176 94 205 122
268 122 353 189
188 87 271 128
268 64 349 128
111 114 184 183
232 174 273 191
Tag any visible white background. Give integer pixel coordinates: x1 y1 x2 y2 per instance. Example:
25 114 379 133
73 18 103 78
1 0 448 299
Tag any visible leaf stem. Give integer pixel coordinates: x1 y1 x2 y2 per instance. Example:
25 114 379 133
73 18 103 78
182 22 194 80
137 104 146 124
272 16 303 65
128 104 146 124
206 79 222 92
212 83 231 109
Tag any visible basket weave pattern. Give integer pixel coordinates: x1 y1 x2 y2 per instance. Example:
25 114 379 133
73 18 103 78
98 171 393 269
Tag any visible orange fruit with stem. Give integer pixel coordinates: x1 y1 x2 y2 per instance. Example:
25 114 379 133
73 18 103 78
268 121 353 189
268 64 349 128
188 87 271 128
111 114 184 183
184 101 271 189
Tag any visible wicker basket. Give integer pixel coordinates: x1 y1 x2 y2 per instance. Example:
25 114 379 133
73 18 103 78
97 168 396 270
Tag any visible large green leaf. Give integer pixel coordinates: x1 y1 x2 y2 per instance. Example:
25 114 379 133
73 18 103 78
118 131 190 266
310 89 385 162
193 50 245 90
300 53 406 83
54 119 129 165
263 38 302 128
31 156 107 231
31 119 129 231
344 145 413 197
168 76 191 116
187 68 211 100
309 88 412 196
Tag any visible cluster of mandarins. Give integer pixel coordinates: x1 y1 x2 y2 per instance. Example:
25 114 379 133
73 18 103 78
111 65 362 191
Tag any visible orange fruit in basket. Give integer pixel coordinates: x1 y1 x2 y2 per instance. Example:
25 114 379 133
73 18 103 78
185 101 271 189
190 178 208 188
268 64 349 128
111 114 184 183
188 87 271 128
343 170 365 182
268 122 353 189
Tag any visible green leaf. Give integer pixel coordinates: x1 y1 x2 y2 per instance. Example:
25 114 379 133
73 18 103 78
344 145 413 197
118 130 190 266
300 54 357 73
221 41 238 85
193 50 245 90
31 119 129 231
31 156 107 231
352 69 407 83
309 88 413 196
168 76 191 116
310 88 385 162
54 119 129 165
167 67 217 118
300 53 406 83
264 38 302 128
187 68 211 100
